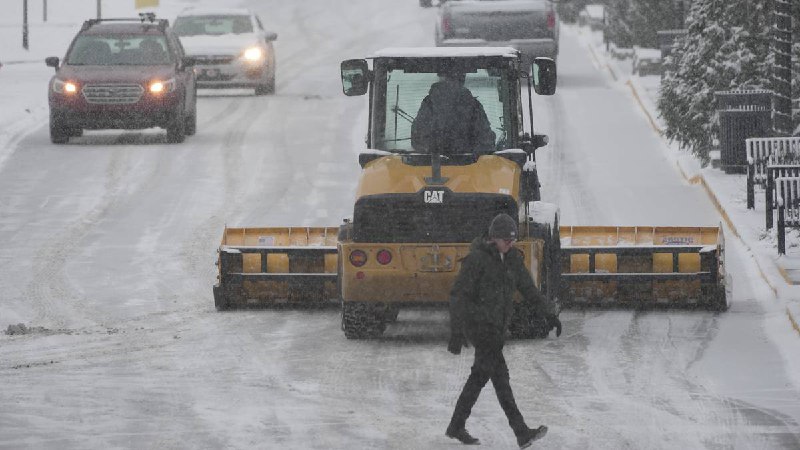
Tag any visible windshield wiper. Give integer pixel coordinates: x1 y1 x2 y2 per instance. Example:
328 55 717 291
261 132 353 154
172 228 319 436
391 105 414 124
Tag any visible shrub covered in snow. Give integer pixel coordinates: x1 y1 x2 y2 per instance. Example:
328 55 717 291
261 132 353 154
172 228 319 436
605 0 684 48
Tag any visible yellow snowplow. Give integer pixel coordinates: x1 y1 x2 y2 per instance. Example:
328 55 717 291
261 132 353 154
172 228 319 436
560 226 728 309
214 227 339 308
213 48 729 338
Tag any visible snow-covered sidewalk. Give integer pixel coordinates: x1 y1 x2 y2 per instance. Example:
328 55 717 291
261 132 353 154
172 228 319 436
568 24 800 335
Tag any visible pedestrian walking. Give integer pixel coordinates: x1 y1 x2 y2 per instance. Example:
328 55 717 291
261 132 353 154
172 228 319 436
445 213 562 448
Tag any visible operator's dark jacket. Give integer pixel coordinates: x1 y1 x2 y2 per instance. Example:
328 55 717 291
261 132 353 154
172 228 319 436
411 80 496 155
450 236 553 345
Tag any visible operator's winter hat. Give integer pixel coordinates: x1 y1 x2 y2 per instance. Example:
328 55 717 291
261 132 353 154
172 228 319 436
488 213 517 240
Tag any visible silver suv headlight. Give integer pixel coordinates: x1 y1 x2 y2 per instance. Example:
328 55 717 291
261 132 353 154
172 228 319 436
241 46 265 62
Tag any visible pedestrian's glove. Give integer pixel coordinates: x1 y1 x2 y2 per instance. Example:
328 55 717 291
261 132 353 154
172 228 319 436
547 314 562 337
447 333 467 355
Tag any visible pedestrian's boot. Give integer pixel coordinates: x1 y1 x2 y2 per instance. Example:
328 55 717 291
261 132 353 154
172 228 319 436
517 425 547 449
445 427 481 445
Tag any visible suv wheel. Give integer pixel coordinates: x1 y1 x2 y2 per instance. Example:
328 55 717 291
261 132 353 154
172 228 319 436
255 65 276 96
185 99 197 136
50 114 70 144
166 108 186 144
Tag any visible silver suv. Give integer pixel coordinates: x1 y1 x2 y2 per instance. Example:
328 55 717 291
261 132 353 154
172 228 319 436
173 8 277 95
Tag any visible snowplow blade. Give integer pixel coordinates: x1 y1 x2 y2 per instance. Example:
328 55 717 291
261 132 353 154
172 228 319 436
559 226 729 310
213 227 340 310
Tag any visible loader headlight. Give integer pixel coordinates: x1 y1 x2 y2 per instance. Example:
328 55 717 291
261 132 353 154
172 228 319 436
349 250 368 267
53 78 79 94
242 46 264 62
149 77 176 94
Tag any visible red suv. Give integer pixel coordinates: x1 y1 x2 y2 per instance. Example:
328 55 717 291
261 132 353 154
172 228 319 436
45 14 197 144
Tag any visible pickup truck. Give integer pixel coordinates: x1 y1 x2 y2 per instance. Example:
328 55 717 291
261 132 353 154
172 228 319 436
435 0 559 66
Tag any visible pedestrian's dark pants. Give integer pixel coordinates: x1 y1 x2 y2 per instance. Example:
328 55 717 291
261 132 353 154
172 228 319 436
448 341 528 436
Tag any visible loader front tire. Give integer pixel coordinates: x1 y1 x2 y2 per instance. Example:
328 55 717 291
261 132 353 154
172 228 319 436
342 301 386 339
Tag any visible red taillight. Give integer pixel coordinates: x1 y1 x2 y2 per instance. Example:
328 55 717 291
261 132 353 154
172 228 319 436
547 11 556 30
349 250 367 267
376 249 393 265
442 15 452 35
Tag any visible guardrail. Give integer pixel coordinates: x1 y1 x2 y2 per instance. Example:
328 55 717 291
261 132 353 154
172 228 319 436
766 164 800 229
746 137 800 208
776 176 800 254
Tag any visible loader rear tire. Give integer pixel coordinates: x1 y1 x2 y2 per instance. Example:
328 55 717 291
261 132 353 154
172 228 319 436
383 306 400 323
509 302 550 339
710 285 729 312
342 301 386 339
511 215 562 338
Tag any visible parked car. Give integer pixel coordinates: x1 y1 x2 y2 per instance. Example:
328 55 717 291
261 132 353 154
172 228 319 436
173 7 277 95
435 0 559 68
632 47 662 76
578 4 605 31
45 13 197 144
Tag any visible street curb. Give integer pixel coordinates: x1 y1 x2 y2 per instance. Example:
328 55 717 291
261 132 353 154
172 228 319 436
789 307 800 334
624 75 800 336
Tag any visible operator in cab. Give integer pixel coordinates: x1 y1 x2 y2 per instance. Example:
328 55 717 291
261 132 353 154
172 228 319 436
411 69 496 155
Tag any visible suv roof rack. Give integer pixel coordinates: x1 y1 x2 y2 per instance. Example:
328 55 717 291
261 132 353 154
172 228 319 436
80 13 169 32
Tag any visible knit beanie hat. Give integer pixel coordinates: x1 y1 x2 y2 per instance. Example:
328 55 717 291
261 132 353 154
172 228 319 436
488 213 517 240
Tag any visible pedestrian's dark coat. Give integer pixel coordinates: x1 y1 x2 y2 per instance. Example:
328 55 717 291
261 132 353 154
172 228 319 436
411 80 496 155
449 236 553 345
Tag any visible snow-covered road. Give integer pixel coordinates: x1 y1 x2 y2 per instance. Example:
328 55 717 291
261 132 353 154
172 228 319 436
1 1 799 448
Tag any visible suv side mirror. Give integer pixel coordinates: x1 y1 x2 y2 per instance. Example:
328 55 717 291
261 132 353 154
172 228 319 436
264 32 277 41
341 59 370 96
181 56 196 67
45 57 60 70
532 57 556 96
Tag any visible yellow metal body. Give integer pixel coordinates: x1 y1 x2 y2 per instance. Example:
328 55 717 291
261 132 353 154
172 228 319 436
339 240 543 304
356 155 521 197
135 0 159 8
215 154 726 309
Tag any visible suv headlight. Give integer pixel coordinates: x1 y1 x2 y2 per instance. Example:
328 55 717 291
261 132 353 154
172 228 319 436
242 46 264 62
53 78 79 94
149 78 176 94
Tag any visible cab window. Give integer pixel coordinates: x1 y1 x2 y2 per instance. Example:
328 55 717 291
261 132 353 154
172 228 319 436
376 67 512 152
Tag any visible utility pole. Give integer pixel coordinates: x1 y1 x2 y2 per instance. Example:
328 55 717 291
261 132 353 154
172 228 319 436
43 0 47 22
773 0 792 135
97 0 102 19
22 0 28 50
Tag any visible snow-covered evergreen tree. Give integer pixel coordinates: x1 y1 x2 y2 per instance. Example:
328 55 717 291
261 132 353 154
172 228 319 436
793 12 799 135
606 0 633 47
658 0 773 162
606 0 681 48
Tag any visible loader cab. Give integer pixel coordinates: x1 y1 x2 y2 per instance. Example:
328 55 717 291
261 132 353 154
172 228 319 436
339 48 557 157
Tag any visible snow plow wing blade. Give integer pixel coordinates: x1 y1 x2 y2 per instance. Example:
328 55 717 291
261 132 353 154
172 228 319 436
213 227 340 310
559 226 729 310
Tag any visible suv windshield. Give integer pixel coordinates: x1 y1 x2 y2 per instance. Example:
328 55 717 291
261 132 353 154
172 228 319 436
173 15 253 36
67 35 173 65
375 61 515 153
